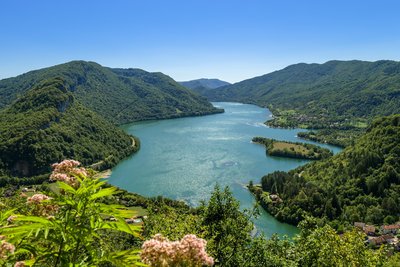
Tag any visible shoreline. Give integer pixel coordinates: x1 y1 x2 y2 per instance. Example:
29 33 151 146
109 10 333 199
94 169 112 179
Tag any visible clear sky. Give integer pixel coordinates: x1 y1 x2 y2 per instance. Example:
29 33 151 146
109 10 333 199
1 0 400 83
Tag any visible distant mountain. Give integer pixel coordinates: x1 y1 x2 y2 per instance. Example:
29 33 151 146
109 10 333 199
0 61 223 124
179 78 230 90
201 60 400 128
0 78 136 178
179 79 231 95
259 114 400 225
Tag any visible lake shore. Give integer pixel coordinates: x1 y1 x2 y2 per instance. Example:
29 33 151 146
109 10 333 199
94 169 112 179
108 102 341 237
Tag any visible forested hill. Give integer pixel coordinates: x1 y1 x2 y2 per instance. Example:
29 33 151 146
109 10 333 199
259 114 400 225
0 78 136 178
0 61 222 124
179 78 230 90
202 60 400 128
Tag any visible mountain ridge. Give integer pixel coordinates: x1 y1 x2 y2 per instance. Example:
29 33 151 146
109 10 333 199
201 60 400 129
0 61 223 124
179 78 231 90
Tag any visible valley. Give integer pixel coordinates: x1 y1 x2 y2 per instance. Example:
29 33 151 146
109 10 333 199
108 102 341 237
198 60 400 146
0 60 399 266
2 1 400 264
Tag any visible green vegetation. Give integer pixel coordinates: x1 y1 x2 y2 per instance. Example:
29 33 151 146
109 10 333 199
143 185 397 266
0 61 223 125
0 78 136 178
252 137 333 160
179 78 230 90
0 160 398 266
1 60 400 265
297 129 363 147
201 60 400 145
253 115 400 226
179 78 231 96
0 160 143 266
0 61 225 180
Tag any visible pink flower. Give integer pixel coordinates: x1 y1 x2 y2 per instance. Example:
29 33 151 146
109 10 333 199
50 160 88 187
0 240 15 259
141 234 213 266
14 261 25 267
27 194 51 204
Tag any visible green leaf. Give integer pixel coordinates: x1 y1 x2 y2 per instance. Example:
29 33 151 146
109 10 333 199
13 215 53 225
105 249 145 267
0 223 53 236
89 187 117 200
57 181 76 194
99 220 141 237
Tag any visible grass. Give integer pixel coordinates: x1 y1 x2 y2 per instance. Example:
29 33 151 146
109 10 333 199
127 206 148 217
271 142 314 156
351 120 368 128
253 136 332 160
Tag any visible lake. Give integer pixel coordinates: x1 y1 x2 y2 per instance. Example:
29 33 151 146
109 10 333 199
108 102 342 237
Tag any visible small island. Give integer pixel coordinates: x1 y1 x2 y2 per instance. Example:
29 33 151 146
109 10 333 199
252 136 333 160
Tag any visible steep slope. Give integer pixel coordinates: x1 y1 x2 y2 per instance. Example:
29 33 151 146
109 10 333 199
257 115 400 225
0 78 136 177
179 78 231 90
0 61 222 124
204 60 400 128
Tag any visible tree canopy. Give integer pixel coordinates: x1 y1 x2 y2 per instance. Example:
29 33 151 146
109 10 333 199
0 61 223 125
0 78 136 177
257 115 400 226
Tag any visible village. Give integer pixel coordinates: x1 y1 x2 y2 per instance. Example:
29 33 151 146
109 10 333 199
354 222 400 249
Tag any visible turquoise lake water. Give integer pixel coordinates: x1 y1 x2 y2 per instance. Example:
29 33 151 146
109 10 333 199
108 102 342 237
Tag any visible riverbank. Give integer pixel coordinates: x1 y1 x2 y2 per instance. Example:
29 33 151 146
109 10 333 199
93 169 112 179
108 102 336 237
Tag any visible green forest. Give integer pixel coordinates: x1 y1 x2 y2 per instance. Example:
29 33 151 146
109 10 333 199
0 60 399 265
253 115 400 227
0 78 137 178
179 79 231 96
0 161 398 266
296 128 363 148
0 61 225 181
252 137 333 160
199 60 400 145
0 61 223 125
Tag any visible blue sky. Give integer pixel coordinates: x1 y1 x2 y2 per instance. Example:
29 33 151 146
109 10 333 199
1 0 400 83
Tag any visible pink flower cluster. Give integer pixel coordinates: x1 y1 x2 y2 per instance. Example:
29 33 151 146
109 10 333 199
0 240 15 259
141 234 214 266
14 262 25 267
50 159 88 187
27 193 51 204
25 193 58 216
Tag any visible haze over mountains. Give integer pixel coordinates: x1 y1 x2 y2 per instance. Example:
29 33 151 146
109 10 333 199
179 78 230 90
179 78 230 96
